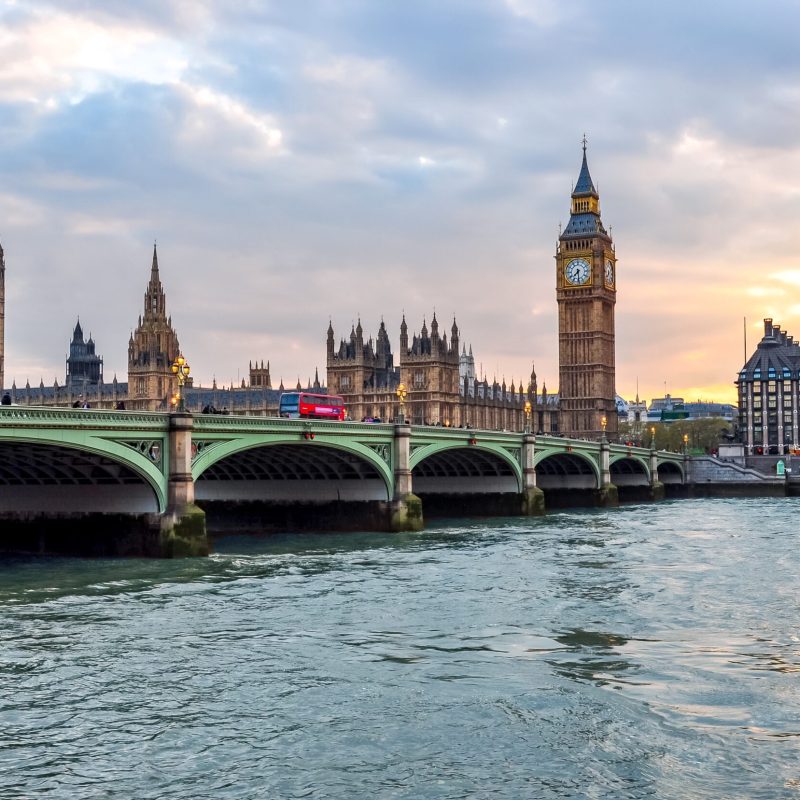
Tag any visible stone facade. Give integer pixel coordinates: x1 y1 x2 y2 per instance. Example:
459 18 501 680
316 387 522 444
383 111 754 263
249 360 272 388
326 314 559 432
556 143 617 438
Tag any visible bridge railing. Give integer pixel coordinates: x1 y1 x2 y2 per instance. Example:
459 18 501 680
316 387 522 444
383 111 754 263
0 405 169 429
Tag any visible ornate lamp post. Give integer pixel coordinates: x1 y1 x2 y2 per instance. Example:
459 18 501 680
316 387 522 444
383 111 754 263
601 414 607 442
650 425 656 449
396 382 408 424
683 432 689 455
170 354 191 412
524 399 532 433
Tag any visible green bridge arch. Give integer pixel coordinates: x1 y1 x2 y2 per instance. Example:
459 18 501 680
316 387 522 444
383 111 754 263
533 446 602 485
191 434 395 499
0 430 168 512
609 452 651 479
408 440 524 491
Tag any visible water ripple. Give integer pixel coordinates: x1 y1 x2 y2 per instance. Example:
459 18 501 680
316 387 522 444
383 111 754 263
1 499 799 798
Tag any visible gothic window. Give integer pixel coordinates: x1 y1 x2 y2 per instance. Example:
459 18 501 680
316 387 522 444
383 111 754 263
414 370 425 389
341 375 351 389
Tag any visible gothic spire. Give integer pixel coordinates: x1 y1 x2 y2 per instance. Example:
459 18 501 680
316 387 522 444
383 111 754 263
573 135 597 196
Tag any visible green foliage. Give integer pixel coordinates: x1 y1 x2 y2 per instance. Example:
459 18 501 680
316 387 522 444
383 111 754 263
618 418 733 453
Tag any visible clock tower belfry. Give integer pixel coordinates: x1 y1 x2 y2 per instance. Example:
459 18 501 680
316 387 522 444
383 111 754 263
556 140 617 438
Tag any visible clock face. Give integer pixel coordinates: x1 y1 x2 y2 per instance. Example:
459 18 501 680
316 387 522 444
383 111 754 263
565 258 590 286
605 259 614 287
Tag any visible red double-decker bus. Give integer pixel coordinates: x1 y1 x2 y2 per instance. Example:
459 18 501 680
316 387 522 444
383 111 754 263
279 392 345 421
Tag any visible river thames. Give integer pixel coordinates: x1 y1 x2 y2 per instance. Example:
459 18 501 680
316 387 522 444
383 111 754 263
1 498 798 799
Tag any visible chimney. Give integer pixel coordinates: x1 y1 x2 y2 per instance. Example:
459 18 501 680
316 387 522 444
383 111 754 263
764 318 774 337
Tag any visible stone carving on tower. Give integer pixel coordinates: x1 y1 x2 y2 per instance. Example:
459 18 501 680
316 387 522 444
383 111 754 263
127 245 183 410
400 313 461 424
555 140 617 438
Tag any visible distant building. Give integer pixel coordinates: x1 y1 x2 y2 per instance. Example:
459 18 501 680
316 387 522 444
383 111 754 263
65 319 103 390
647 394 687 422
737 318 800 455
625 394 648 432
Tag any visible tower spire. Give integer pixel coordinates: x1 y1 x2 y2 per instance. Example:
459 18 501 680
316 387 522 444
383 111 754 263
574 137 596 196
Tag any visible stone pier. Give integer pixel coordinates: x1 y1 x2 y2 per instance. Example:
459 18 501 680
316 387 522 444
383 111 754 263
521 434 545 515
159 412 209 556
390 422 423 531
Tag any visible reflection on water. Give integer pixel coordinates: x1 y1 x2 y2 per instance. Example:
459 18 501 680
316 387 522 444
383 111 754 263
1 499 800 799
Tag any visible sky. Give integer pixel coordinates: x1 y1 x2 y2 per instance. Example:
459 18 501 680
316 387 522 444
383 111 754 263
1 0 799 403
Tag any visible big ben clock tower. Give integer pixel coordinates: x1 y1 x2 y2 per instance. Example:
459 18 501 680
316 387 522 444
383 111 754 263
556 139 617 438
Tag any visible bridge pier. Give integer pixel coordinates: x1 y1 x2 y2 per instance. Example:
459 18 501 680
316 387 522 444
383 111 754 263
521 434 545 515
649 448 665 501
596 436 619 508
160 413 209 557
390 423 423 532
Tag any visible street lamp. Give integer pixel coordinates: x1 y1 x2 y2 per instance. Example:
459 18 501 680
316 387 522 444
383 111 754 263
683 432 689 455
650 426 656 449
601 415 607 441
524 399 532 433
170 354 191 412
396 382 408 423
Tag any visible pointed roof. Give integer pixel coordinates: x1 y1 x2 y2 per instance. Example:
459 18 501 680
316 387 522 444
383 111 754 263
563 139 608 239
573 136 597 196
72 318 84 342
151 242 159 275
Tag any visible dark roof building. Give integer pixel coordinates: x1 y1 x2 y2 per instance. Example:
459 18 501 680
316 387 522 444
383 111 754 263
66 319 103 390
736 318 800 454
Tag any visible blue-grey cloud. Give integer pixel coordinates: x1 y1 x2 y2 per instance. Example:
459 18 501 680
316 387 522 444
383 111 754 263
2 0 799 401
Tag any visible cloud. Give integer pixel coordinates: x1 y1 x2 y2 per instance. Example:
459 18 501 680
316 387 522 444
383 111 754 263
2 0 800 405
0 6 189 105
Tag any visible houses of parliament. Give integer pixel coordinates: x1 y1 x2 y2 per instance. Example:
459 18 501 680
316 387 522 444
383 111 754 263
0 146 618 437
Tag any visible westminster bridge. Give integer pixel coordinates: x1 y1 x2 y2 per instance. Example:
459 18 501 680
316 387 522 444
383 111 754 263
0 406 691 556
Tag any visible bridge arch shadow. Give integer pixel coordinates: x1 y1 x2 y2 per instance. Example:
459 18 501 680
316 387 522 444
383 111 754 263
410 445 522 518
0 441 161 514
658 460 684 484
412 446 522 494
193 441 395 532
535 451 599 490
534 451 599 509
195 442 392 503
610 456 650 486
